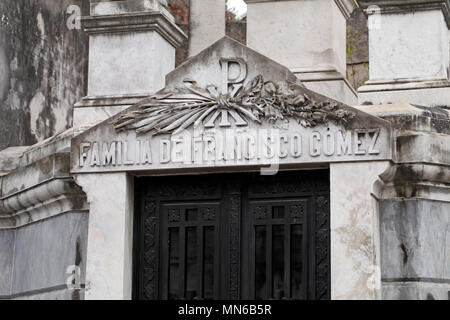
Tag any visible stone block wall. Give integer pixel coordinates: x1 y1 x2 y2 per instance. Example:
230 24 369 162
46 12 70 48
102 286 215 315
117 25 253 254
346 7 369 90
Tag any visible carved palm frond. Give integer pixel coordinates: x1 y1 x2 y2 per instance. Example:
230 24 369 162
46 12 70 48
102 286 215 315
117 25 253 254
113 75 355 135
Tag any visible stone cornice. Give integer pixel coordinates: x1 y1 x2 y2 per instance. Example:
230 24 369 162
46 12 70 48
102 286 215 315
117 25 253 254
0 178 88 229
377 162 450 202
81 11 187 48
334 0 360 19
244 0 359 19
0 153 88 229
357 0 450 28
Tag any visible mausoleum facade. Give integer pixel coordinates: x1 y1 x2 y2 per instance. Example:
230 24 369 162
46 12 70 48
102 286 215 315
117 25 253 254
0 0 449 300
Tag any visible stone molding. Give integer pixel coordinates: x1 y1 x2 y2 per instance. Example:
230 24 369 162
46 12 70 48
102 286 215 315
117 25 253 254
359 79 450 93
81 11 187 48
0 152 88 229
74 94 151 109
245 0 359 20
334 0 360 19
376 163 450 202
90 0 170 17
357 0 450 28
0 177 88 229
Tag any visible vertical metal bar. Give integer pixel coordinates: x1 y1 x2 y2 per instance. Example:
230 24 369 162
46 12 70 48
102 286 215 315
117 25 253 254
160 207 168 299
248 205 255 300
242 193 251 300
306 197 313 299
214 219 221 300
138 204 145 299
284 217 291 299
197 225 204 299
266 223 273 299
179 225 186 299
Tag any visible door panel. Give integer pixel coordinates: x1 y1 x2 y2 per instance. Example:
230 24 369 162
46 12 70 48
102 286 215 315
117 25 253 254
161 203 221 300
246 199 308 300
134 171 330 300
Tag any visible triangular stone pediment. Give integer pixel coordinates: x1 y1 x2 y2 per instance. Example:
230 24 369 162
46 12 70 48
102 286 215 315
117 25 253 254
71 37 393 174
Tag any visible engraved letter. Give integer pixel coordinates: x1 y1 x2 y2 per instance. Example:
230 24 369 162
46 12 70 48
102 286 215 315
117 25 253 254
337 130 352 155
324 132 335 156
140 140 152 164
90 142 101 167
220 58 248 95
368 129 381 155
290 134 302 158
160 139 171 164
102 142 116 166
354 130 367 155
309 132 321 157
79 143 91 167
123 141 134 165
279 134 289 158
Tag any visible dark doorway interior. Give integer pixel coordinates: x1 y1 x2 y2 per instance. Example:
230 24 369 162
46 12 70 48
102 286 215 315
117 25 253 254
133 170 330 300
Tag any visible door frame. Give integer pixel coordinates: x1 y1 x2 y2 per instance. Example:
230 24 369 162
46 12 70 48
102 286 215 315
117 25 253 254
75 160 390 300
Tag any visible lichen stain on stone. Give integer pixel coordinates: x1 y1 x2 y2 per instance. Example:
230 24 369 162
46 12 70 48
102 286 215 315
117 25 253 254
0 47 9 102
400 243 408 265
36 156 53 175
29 92 46 141
0 0 88 150
335 186 377 296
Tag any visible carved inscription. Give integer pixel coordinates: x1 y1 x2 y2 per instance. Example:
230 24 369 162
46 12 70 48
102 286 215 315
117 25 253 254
78 128 380 168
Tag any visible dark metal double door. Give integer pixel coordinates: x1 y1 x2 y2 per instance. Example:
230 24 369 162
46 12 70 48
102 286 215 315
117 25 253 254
134 170 330 300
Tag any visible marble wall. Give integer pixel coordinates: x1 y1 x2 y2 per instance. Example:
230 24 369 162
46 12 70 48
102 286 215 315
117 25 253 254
380 200 450 300
0 230 14 296
0 212 88 300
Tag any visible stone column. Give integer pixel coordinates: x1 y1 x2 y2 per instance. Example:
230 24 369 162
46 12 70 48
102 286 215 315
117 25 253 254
74 173 134 300
357 0 450 106
245 0 359 105
189 0 226 57
73 0 187 126
330 161 391 299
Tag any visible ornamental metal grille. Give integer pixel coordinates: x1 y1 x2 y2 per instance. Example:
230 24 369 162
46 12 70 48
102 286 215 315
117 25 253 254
134 170 330 300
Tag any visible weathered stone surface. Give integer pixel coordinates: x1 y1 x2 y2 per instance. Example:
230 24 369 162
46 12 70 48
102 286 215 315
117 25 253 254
357 104 450 135
245 0 358 104
357 1 450 106
347 7 368 65
0 147 29 173
189 0 225 57
0 229 14 296
0 153 70 197
71 37 393 174
330 161 391 300
74 173 134 300
0 0 89 150
357 0 450 28
74 0 187 127
346 7 369 89
10 212 88 296
380 198 450 300
383 282 450 300
380 200 450 281
11 288 81 300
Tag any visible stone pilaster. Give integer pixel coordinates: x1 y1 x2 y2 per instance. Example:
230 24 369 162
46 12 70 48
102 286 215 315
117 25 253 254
73 0 187 126
245 0 359 105
357 0 450 107
189 0 226 57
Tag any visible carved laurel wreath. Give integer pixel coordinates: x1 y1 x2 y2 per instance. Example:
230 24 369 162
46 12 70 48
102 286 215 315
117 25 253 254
113 75 355 136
